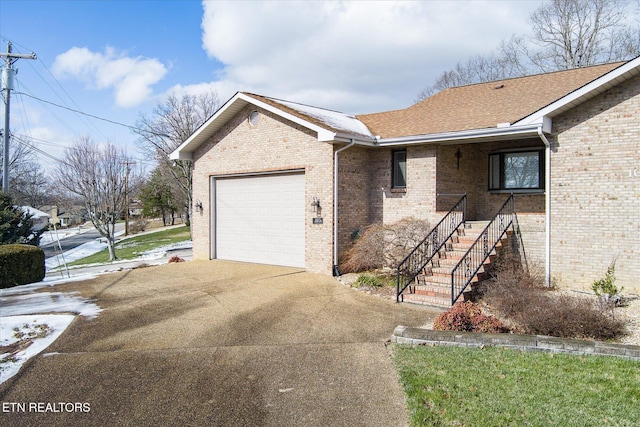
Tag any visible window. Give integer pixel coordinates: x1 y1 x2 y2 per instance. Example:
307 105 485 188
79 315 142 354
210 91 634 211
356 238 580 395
489 150 544 192
392 150 407 188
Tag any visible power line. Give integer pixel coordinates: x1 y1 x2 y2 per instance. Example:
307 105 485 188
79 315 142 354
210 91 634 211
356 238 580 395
15 91 144 133
12 133 158 167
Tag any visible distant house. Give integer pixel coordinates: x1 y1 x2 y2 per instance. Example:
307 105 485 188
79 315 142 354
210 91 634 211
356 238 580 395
171 58 640 300
21 206 50 231
41 205 85 228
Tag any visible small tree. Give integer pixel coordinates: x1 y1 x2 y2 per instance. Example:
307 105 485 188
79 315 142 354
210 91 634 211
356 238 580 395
139 167 178 225
55 137 139 261
0 192 44 246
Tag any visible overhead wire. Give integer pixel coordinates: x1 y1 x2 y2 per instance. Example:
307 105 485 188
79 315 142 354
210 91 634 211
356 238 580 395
2 35 173 174
0 35 107 139
12 133 158 167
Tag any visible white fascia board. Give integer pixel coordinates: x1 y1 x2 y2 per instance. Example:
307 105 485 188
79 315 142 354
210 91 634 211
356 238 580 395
515 57 640 126
170 92 246 161
170 92 351 160
377 123 544 147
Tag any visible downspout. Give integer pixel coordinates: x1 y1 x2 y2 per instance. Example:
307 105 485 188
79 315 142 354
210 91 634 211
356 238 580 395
537 127 551 287
333 139 356 276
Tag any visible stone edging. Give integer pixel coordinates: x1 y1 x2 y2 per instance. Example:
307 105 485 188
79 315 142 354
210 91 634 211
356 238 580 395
392 326 640 360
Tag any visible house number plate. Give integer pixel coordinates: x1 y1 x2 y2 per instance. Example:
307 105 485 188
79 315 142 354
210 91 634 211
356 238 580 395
313 217 323 224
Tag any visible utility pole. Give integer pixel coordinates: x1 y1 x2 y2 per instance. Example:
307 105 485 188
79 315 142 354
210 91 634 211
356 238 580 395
1 41 36 194
121 160 136 236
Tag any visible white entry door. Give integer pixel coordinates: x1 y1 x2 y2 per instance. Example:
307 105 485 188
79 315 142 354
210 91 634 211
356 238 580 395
215 173 305 268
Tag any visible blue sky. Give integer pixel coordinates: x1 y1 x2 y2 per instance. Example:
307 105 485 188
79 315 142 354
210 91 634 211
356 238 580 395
0 0 545 173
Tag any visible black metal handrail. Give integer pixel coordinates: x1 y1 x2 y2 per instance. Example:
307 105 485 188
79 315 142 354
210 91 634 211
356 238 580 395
396 194 466 302
450 194 515 305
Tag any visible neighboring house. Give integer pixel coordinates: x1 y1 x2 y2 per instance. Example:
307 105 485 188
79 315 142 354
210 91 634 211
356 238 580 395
42 205 85 227
171 58 640 297
20 206 50 231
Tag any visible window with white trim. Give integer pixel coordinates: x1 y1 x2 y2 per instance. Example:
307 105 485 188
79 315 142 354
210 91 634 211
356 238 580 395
489 150 544 191
392 150 407 188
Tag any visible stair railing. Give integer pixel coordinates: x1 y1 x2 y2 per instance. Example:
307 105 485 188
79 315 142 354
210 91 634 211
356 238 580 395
450 194 515 305
396 194 466 302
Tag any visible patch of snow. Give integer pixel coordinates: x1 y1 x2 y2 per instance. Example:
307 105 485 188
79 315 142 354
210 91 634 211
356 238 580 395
0 314 75 384
0 274 99 297
139 240 193 260
45 240 108 270
0 290 101 319
276 99 374 138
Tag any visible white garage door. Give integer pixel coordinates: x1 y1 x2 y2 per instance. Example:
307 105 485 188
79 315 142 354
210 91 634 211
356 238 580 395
215 173 305 268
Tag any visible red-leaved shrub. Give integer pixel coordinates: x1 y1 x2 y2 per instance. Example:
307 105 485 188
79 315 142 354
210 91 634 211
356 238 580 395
168 255 185 263
433 301 508 333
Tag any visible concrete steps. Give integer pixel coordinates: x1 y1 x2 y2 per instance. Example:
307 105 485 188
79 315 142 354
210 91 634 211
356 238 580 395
401 220 505 308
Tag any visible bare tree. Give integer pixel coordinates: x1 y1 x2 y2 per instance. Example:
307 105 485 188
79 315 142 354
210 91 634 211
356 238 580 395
417 0 640 100
11 161 50 208
527 0 640 71
134 92 221 231
55 137 137 261
0 134 38 191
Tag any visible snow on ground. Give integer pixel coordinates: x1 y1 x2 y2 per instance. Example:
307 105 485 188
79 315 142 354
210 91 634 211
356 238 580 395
0 274 102 385
45 239 108 270
39 227 83 245
1 314 76 384
2 227 192 385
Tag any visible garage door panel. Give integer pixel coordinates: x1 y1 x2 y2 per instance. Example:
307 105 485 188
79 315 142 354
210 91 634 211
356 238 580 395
215 173 305 268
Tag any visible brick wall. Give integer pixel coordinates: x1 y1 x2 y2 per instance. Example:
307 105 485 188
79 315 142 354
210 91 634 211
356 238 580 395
368 146 439 226
336 146 370 256
192 105 335 274
548 74 640 292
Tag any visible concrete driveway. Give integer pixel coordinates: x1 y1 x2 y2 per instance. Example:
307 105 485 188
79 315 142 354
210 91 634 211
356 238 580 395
0 260 439 426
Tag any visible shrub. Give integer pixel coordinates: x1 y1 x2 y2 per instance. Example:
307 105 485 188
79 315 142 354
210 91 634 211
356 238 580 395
168 255 185 263
433 301 508 333
591 261 622 303
339 224 386 273
481 256 626 341
353 273 394 288
339 218 431 273
0 244 45 288
129 219 148 234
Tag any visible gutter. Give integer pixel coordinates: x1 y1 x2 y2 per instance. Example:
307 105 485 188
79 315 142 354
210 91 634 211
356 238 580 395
537 127 552 287
377 123 542 146
333 139 356 276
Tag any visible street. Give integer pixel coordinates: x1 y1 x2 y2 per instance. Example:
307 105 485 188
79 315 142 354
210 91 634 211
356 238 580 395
40 223 125 259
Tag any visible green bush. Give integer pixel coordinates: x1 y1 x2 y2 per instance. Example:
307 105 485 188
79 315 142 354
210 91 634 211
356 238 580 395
0 244 45 288
592 261 622 301
354 273 387 288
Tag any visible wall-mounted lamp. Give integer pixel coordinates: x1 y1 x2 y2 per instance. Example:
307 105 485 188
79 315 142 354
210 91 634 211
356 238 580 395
195 200 204 214
311 197 321 216
455 148 462 170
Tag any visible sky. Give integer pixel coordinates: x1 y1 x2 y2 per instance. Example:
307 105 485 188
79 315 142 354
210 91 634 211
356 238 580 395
0 0 544 173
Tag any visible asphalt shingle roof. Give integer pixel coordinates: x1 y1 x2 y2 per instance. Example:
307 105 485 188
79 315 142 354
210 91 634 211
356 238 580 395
357 62 624 138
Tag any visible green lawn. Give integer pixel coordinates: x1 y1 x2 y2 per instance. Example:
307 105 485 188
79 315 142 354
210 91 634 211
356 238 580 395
394 345 640 426
68 226 191 266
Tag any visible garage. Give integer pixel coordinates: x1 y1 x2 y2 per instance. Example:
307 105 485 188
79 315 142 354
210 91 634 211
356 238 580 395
214 172 305 268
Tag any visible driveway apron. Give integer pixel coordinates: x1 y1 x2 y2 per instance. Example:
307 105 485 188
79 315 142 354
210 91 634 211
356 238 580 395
0 260 438 426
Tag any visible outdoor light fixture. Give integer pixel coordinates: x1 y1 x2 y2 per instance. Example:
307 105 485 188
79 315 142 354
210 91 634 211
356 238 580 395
311 197 321 215
195 200 204 214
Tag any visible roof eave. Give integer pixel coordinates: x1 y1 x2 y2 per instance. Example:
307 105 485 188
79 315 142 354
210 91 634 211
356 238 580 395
169 92 368 160
516 56 640 126
377 123 547 147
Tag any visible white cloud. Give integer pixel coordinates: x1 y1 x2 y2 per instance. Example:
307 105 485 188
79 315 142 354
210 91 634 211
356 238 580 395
200 0 542 113
52 46 168 108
